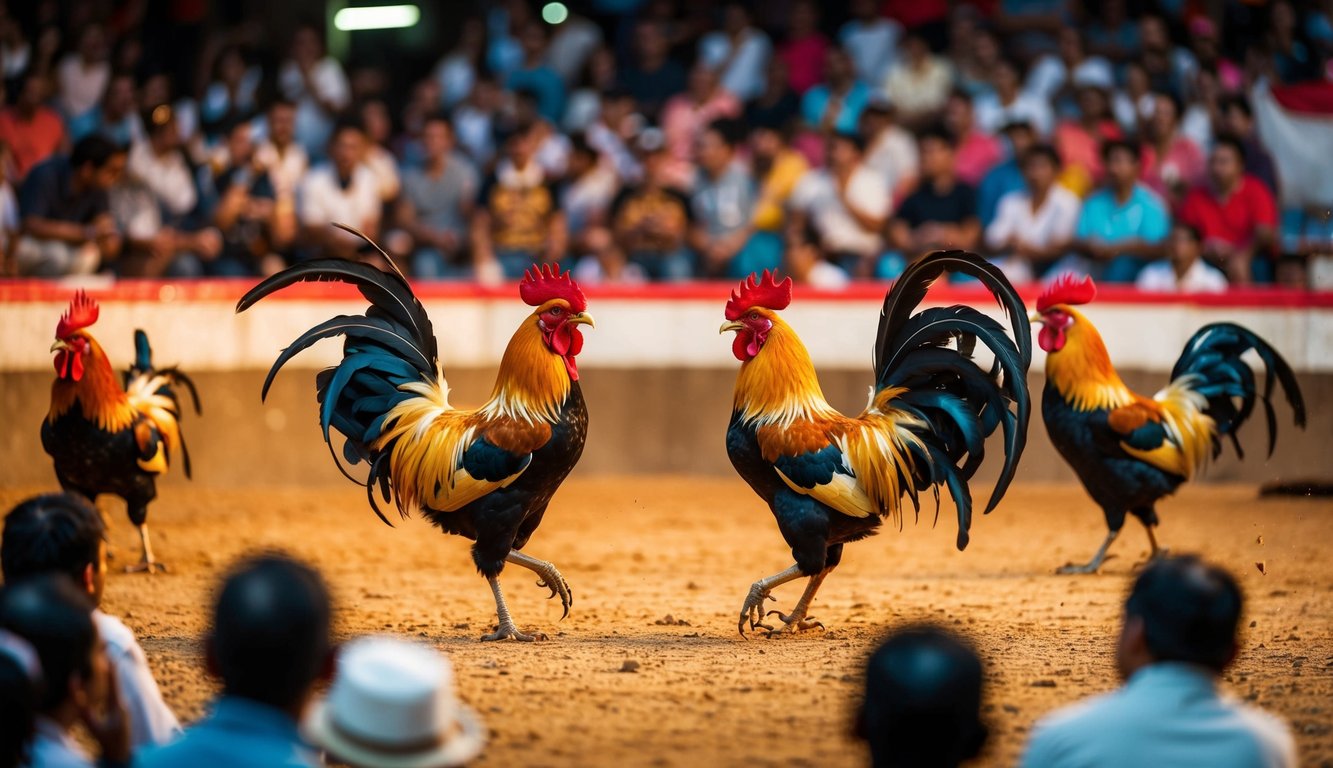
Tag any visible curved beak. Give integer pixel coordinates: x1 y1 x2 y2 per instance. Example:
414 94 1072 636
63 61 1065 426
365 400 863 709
1028 311 1044 325
719 320 744 334
568 312 595 329
50 339 71 352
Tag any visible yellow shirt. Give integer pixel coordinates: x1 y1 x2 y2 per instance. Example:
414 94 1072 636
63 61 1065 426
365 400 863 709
753 150 809 232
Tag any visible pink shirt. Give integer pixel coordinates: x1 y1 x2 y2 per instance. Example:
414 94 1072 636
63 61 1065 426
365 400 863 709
780 35 830 95
1141 136 1206 202
660 91 741 187
0 107 64 181
954 130 1004 187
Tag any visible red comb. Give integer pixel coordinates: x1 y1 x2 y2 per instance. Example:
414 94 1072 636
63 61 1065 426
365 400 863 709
1037 274 1097 312
519 264 587 313
55 290 99 338
724 270 793 321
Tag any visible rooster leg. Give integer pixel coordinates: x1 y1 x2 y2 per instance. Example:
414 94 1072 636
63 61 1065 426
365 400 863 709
763 568 830 636
1056 529 1119 575
1144 526 1168 559
124 524 167 574
737 564 804 637
505 550 573 619
481 575 545 642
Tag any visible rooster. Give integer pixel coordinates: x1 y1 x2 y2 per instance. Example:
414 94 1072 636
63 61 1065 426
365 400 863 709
720 252 1031 636
44 291 200 572
237 234 594 642
1031 275 1306 574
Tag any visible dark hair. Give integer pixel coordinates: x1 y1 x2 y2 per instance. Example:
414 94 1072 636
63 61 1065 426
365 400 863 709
1173 222 1203 243
858 625 987 768
69 135 124 171
1125 554 1242 672
829 129 866 154
568 133 595 159
1220 95 1253 120
1153 90 1184 121
267 96 297 113
422 112 454 132
210 554 331 710
0 645 36 768
1022 143 1061 168
917 124 957 149
0 575 97 712
1101 138 1141 163
1212 133 1247 164
331 118 365 141
705 118 746 148
2 493 104 586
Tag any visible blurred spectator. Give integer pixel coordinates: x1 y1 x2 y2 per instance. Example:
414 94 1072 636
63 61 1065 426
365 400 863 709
745 58 800 138
300 122 382 262
0 627 39 768
1179 18 1243 94
620 20 687 121
0 72 65 182
840 0 902 87
861 99 919 202
882 35 953 129
690 119 768 278
508 23 566 124
560 135 617 247
801 48 870 137
111 175 223 278
1141 92 1206 206
137 73 200 149
56 23 110 121
546 11 603 87
1 492 181 750
1136 224 1229 293
16 136 124 277
887 127 980 277
778 1 828 95
0 575 130 768
1084 0 1140 62
0 11 29 92
254 99 308 204
1053 82 1122 197
1025 29 1114 118
1071 140 1170 283
882 0 950 51
454 75 503 167
1022 555 1295 767
471 122 566 281
127 105 198 222
200 46 261 142
1179 137 1278 285
1112 61 1153 136
391 115 479 279
585 90 641 182
435 17 485 110
67 73 142 147
207 119 294 277
952 26 1005 101
750 120 809 251
279 24 351 158
138 555 333 768
698 3 771 102
790 131 890 278
513 89 572 179
985 144 1080 283
945 91 1004 187
857 625 987 768
975 59 1054 138
609 129 694 281
303 637 486 768
358 99 401 204
978 120 1037 228
395 79 444 169
786 220 849 289
1269 0 1321 83
564 47 618 132
1220 96 1279 196
1137 16 1183 96
0 143 16 273
1281 207 1333 289
661 65 741 188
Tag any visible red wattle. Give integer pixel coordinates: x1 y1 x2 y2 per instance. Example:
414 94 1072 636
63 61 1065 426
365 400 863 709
732 332 751 361
1038 324 1065 353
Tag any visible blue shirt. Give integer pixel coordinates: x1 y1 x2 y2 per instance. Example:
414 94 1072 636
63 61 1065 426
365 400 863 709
1075 183 1170 257
136 697 319 768
977 159 1025 228
507 66 566 124
1023 663 1295 768
800 83 871 135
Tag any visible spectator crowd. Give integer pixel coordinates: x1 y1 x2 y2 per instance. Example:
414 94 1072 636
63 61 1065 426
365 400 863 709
1 0 1331 289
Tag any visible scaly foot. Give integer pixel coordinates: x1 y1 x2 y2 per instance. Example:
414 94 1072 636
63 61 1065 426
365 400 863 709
737 581 777 637
481 621 546 642
1056 556 1112 575
761 609 825 636
528 560 573 619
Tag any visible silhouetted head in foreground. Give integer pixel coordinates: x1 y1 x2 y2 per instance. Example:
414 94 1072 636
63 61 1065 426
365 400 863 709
0 574 101 717
857 625 987 768
1117 554 1243 680
2 493 107 606
206 554 333 717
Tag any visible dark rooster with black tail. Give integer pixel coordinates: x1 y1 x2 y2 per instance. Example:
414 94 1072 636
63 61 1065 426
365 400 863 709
720 251 1031 636
237 228 594 642
43 292 200 572
1032 275 1306 574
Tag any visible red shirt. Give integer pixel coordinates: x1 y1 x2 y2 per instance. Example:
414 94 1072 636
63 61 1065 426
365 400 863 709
779 35 829 95
1179 176 1278 249
0 107 65 181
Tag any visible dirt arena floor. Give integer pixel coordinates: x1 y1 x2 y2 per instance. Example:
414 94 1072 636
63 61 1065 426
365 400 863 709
0 479 1329 767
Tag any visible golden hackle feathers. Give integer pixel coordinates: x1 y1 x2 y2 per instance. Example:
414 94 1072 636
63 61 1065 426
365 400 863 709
1042 307 1137 411
48 333 136 433
732 312 837 428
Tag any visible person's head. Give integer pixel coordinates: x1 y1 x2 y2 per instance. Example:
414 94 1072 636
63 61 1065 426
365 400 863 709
857 625 987 768
0 629 40 768
226 119 255 165
789 0 818 36
687 63 720 102
207 554 332 714
850 0 877 22
917 125 957 180
993 58 1021 99
0 575 105 717
1208 135 1246 190
1 493 107 606
1117 554 1242 680
137 72 174 113
359 99 392 145
1075 83 1111 122
1139 13 1169 51
519 21 549 63
421 114 456 163
943 90 974 138
825 47 854 89
722 2 751 36
749 120 791 163
903 34 929 66
501 121 539 167
1000 120 1036 158
215 45 248 88
860 99 895 139
330 121 366 175
1057 27 1086 65
512 87 542 126
291 23 325 66
1123 61 1150 96
1221 96 1255 138
1101 139 1142 189
827 130 865 173
971 28 1001 68
1149 92 1182 140
77 23 108 63
1167 223 1202 272
636 127 669 182
102 73 137 120
697 118 742 175
144 103 181 153
69 135 127 192
567 134 598 179
267 98 297 146
1021 144 1061 193
16 71 51 109
785 219 825 277
634 20 669 64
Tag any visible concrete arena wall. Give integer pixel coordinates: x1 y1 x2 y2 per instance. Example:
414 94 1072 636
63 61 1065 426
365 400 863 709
2 280 1329 488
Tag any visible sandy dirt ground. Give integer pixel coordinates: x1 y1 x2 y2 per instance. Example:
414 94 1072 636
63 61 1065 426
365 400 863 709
0 479 1329 767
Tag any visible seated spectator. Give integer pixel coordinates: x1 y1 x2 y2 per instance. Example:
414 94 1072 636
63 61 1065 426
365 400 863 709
206 119 294 277
886 127 980 277
1112 61 1153 136
199 45 261 142
943 91 1003 187
254 98 309 204
584 90 640 183
995 0 1064 62
978 120 1036 228
882 35 953 129
127 104 199 224
1053 82 1123 197
661 65 741 189
110 176 222 277
299 121 383 263
1220 96 1279 197
608 129 694 281
0 627 40 768
778 1 828 95
15 136 124 277
453 75 503 168
563 46 617 133
1069 140 1170 283
1 492 180 749
800 48 871 137
786 220 850 289
839 0 902 87
1178 137 1278 285
950 19 1001 100
1025 28 1114 118
0 72 65 182
138 554 333 768
507 23 566 125
1023 555 1296 767
512 88 572 179
750 120 809 250
745 58 801 145
975 59 1053 138
390 114 479 279
790 131 891 278
1141 92 1205 207
690 119 770 278
698 2 771 103
984 144 1080 284
1280 207 1333 290
560 135 618 252
618 20 687 121
861 98 919 203
471 122 566 282
303 637 486 768
67 72 142 147
358 98 401 205
856 625 987 768
279 24 351 159
0 141 17 273
1136 224 1229 293
544 10 602 88
1084 0 1140 62
56 23 111 121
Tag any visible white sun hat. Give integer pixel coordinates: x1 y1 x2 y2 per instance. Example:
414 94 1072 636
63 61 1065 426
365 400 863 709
304 636 486 768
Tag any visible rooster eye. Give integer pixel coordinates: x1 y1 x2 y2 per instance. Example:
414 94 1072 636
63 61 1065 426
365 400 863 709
747 312 759 320
550 307 563 316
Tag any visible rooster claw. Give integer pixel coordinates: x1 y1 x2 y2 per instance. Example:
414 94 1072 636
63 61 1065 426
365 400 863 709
481 621 547 642
762 610 825 636
530 567 573 619
737 582 778 638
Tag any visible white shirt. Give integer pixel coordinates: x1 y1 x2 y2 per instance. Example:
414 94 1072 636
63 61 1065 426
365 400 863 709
985 186 1080 252
362 145 401 202
278 58 351 154
1023 663 1295 768
546 16 603 84
300 164 381 233
698 29 771 102
882 57 953 117
254 140 309 200
56 55 109 118
1136 258 1229 293
127 140 197 217
865 127 919 193
28 717 95 768
434 54 476 108
840 19 903 86
790 166 891 257
94 610 180 749
975 91 1055 137
1025 54 1114 102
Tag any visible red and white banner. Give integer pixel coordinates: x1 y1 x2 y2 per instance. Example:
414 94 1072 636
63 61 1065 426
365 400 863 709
1253 79 1333 208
